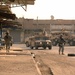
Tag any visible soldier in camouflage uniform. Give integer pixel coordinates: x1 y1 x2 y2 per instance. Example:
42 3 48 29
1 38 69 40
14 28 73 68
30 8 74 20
57 34 65 55
4 32 12 53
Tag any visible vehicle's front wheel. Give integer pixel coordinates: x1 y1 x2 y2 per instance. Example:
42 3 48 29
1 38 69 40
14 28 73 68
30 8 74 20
26 42 29 47
35 46 38 49
43 46 46 49
30 46 34 49
48 46 52 50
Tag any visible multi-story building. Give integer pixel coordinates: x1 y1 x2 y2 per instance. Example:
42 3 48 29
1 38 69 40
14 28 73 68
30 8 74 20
9 17 74 43
18 18 75 34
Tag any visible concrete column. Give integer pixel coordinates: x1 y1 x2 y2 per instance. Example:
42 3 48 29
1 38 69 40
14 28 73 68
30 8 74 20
21 31 25 43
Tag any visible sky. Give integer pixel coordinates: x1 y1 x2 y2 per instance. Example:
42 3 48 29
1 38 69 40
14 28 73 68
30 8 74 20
11 0 75 20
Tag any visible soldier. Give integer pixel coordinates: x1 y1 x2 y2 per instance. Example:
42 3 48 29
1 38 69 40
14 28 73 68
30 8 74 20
57 34 65 55
4 32 12 53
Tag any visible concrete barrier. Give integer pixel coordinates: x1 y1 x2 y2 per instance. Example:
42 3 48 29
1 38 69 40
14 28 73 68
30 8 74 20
68 54 75 56
31 53 54 75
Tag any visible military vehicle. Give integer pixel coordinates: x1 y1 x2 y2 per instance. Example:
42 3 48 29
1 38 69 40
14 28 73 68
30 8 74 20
25 36 34 47
51 31 75 46
25 31 52 49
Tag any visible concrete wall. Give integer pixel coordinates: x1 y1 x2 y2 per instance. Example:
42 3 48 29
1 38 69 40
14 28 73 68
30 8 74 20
10 30 22 43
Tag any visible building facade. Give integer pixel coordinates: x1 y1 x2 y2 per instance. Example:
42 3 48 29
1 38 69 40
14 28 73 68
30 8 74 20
8 18 75 43
18 18 75 34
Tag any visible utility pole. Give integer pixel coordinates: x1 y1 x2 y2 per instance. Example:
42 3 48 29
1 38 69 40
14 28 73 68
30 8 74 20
37 16 38 29
36 16 38 34
50 18 51 34
50 24 51 34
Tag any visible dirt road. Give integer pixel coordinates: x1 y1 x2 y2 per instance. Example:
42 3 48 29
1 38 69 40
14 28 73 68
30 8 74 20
0 44 75 75
30 46 75 75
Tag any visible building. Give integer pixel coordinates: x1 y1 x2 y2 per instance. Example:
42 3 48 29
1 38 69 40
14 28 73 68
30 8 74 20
3 17 75 43
18 18 75 36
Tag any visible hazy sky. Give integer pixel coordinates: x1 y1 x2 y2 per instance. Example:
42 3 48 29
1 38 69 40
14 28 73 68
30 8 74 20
11 0 75 20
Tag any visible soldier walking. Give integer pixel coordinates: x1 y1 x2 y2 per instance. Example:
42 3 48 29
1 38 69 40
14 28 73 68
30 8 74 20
57 34 65 55
4 32 12 53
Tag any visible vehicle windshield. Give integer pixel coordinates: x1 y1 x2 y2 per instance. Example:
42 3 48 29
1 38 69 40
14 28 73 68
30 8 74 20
35 37 50 40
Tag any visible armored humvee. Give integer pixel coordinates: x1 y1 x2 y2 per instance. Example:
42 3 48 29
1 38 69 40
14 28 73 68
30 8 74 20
51 31 75 46
25 31 52 49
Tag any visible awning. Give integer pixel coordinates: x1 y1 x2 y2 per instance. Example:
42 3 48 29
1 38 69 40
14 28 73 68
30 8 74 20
0 11 16 20
0 20 22 29
0 0 35 5
12 0 35 5
0 5 17 20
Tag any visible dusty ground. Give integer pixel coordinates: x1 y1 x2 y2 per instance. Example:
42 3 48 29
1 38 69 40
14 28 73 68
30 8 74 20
0 44 75 75
0 50 39 75
33 50 75 75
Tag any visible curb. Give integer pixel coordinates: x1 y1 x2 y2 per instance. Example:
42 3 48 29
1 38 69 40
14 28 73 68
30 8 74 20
31 52 53 75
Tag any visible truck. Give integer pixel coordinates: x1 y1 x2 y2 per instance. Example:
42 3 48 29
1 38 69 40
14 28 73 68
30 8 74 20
51 31 75 46
25 31 52 49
